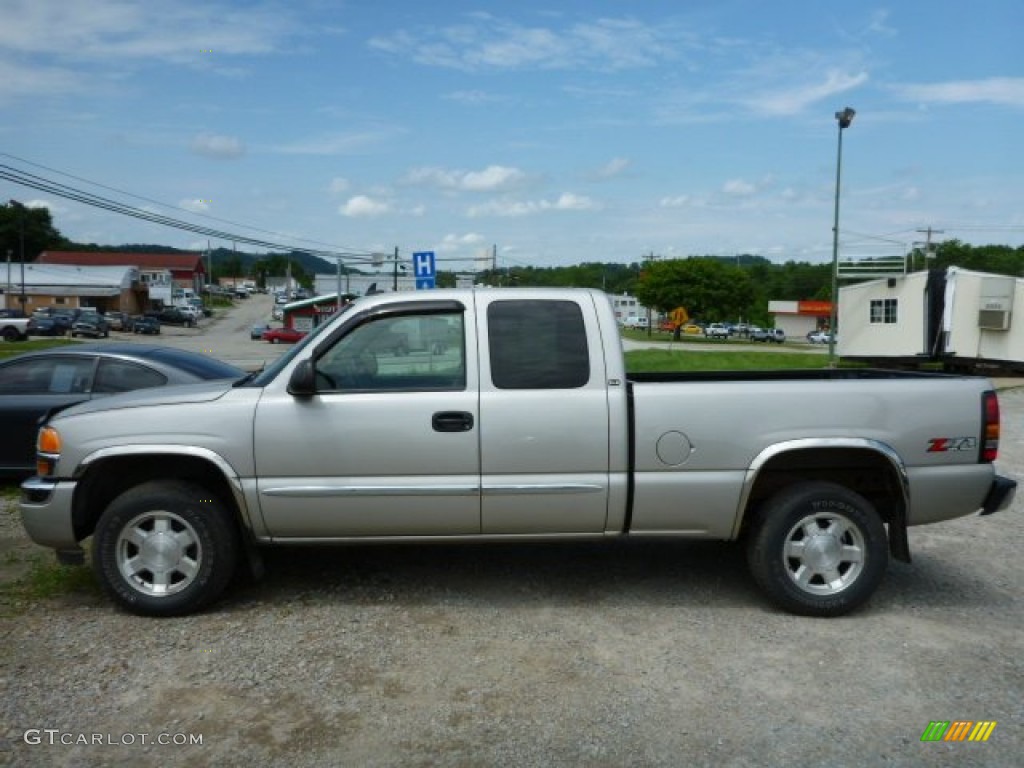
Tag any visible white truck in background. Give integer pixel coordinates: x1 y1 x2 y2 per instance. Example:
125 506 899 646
1 314 30 341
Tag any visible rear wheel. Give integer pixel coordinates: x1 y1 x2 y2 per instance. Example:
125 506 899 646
93 480 239 616
746 481 888 617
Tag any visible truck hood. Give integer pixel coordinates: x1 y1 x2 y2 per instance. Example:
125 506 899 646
52 379 237 421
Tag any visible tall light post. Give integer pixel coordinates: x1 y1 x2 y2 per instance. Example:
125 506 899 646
828 107 855 366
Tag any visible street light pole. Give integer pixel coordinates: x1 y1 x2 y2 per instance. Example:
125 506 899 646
828 107 855 367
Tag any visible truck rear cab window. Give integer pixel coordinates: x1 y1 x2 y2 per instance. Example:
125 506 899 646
488 300 590 389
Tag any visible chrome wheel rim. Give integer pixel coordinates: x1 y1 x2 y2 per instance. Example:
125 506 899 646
782 512 865 595
116 511 202 597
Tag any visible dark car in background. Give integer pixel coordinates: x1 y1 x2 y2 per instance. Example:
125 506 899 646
71 312 110 339
0 344 244 478
155 307 196 327
29 307 78 336
104 311 133 332
131 316 161 335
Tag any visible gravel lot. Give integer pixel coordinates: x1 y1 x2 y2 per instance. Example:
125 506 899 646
2 304 1022 767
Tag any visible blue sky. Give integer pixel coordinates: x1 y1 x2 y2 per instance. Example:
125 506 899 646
1 0 1022 272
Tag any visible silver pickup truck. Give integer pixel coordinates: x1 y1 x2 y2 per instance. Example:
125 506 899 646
19 288 1016 617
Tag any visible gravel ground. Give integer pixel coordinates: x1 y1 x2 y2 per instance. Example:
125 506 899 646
1 374 1022 765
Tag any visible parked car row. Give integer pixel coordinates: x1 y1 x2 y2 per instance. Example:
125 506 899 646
21 304 212 337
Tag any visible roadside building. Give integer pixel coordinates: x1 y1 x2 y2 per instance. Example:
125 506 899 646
838 267 1023 372
607 293 653 325
0 263 143 314
282 293 352 332
37 251 207 296
767 300 833 338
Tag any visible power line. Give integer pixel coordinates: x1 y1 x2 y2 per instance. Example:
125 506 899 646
0 152 380 258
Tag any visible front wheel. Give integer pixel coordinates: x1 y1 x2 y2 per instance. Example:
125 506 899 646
92 480 239 616
746 482 888 617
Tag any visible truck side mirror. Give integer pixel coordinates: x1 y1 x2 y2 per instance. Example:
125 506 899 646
287 359 316 397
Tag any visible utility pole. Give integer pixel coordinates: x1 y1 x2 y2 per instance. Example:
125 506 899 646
915 227 943 271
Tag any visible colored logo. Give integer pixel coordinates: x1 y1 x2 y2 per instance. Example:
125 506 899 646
920 721 997 742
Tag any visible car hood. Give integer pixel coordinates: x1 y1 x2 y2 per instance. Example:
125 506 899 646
52 379 238 421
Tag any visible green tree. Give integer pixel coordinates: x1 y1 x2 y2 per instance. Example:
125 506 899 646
0 201 68 261
634 258 754 321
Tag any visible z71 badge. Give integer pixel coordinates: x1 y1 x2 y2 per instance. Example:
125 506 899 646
927 437 978 453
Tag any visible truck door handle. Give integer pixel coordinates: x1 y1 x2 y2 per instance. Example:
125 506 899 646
432 411 474 432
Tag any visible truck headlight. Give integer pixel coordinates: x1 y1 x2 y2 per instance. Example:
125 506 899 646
36 427 62 476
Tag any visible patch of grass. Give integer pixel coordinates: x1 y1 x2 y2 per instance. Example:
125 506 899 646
0 553 98 615
626 348 834 372
0 484 20 501
0 338 79 359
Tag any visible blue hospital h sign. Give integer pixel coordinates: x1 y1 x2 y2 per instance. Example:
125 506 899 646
413 251 436 289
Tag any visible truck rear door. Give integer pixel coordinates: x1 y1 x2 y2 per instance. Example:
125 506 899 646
476 295 612 533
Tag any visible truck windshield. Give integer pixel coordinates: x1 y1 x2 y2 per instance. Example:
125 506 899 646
241 302 357 388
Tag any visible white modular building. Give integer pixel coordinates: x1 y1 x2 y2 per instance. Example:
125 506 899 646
838 267 1023 372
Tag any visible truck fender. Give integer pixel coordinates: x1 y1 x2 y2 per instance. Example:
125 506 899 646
734 437 912 564
75 444 266 578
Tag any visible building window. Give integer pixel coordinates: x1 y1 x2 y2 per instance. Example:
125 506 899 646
869 298 898 324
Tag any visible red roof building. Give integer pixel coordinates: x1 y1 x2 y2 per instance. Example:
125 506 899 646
37 251 207 293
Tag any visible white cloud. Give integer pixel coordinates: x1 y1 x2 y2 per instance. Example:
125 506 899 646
723 179 757 197
443 90 503 105
274 130 396 156
866 10 897 37
190 132 245 158
892 77 1024 108
462 165 526 191
369 15 682 72
746 70 868 116
660 195 694 208
0 60 80 101
467 193 598 217
179 198 211 212
0 0 293 61
339 195 389 217
327 177 350 195
589 157 631 181
439 232 486 252
404 164 527 192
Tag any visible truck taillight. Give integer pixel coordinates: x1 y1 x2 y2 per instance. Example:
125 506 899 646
981 391 1000 463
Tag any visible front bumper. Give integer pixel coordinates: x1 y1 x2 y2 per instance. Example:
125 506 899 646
19 476 82 560
981 475 1017 515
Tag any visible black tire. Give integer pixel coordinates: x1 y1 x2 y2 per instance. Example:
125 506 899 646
746 481 888 617
92 480 239 617
2 326 19 342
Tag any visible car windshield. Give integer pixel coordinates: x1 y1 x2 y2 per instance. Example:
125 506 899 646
243 302 356 387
